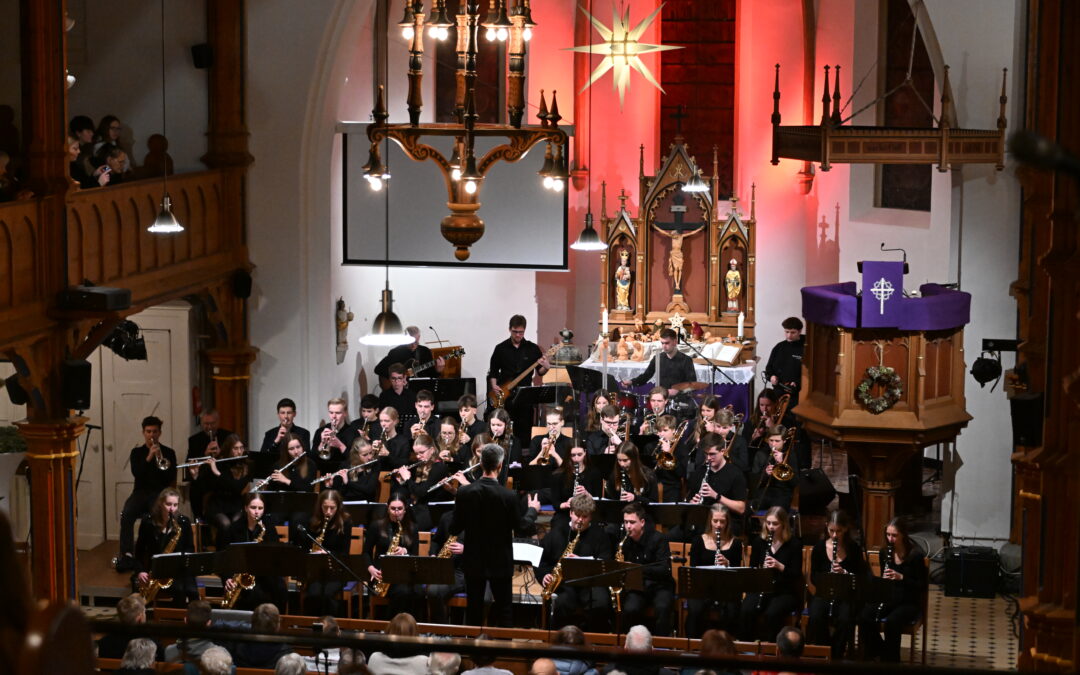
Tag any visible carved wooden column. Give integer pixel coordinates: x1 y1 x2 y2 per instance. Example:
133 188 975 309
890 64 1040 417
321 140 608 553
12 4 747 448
842 442 920 549
15 417 86 602
206 347 256 442
20 0 73 196
201 0 253 169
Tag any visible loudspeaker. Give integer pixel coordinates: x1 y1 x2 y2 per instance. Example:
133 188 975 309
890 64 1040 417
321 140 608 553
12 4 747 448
61 359 92 410
1010 393 1043 447
796 468 837 514
3 374 28 405
191 43 213 69
57 285 132 311
232 269 252 299
944 546 999 598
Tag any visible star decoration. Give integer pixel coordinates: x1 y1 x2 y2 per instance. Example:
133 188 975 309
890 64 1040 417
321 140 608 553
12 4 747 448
669 312 686 333
565 2 683 107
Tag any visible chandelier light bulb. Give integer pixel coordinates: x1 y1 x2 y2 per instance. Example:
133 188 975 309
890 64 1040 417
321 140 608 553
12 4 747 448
543 176 554 190
402 25 415 40
464 179 478 195
552 178 565 192
497 27 508 41
523 27 533 41
451 167 462 181
485 27 496 41
368 176 384 191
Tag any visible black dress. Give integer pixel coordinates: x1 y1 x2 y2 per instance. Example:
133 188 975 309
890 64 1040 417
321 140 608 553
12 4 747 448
221 518 287 610
738 535 803 641
205 461 252 547
332 465 380 503
301 519 352 616
685 536 744 638
806 538 867 658
857 546 927 662
132 516 197 607
366 519 421 619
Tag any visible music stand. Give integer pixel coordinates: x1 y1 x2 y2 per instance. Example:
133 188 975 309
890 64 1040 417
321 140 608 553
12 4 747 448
254 491 319 518
427 501 456 528
514 465 555 493
149 551 219 579
342 501 388 528
813 572 861 603
566 365 619 395
305 553 372 583
561 558 644 594
379 555 456 586
215 542 305 577
593 498 629 525
588 453 617 478
679 566 775 602
863 576 901 607
409 377 476 412
647 503 711 531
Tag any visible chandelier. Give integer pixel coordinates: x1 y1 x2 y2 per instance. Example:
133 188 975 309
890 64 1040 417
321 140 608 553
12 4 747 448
363 0 568 261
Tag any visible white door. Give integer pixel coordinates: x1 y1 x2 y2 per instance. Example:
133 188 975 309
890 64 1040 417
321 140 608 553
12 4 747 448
0 362 29 539
74 350 106 549
99 304 192 540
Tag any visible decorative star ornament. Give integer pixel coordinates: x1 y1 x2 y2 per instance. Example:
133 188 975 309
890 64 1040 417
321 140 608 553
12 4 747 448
668 312 686 333
565 2 683 107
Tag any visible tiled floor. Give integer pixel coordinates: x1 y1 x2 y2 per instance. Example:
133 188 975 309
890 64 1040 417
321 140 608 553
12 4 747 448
923 586 1019 669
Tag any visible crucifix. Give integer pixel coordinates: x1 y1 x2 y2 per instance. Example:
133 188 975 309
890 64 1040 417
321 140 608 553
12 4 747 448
654 189 705 294
671 104 687 139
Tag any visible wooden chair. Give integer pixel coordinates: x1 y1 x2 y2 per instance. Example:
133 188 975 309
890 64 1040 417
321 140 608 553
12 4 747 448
341 525 366 618
669 541 690 635
866 554 930 663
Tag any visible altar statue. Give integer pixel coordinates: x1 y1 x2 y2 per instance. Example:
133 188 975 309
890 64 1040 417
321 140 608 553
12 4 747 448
725 257 742 312
614 248 632 311
655 224 704 293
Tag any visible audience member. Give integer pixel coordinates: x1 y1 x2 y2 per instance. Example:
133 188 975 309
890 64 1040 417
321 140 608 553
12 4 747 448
550 625 598 675
368 613 429 675
97 594 162 660
0 511 30 670
429 651 462 675
751 627 806 675
682 630 739 675
68 135 109 188
461 634 512 675
116 637 157 675
0 151 32 202
190 646 233 675
94 115 134 172
304 615 344 673
602 625 659 675
97 146 132 185
233 603 290 669
275 652 307 675
165 600 220 663
530 659 559 675
69 114 96 172
143 133 174 178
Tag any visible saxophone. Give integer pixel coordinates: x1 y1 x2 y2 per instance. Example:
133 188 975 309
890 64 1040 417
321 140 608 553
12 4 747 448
140 516 183 604
437 535 458 558
541 524 582 602
610 529 629 613
372 524 402 597
221 519 266 608
311 520 329 553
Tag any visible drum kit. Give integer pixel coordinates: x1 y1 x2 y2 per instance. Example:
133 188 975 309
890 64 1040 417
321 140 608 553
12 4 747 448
615 381 709 427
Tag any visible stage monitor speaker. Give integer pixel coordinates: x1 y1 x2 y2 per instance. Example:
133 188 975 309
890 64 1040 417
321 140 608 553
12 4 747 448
191 43 213 69
232 269 252 299
57 285 132 311
61 359 92 410
944 546 999 598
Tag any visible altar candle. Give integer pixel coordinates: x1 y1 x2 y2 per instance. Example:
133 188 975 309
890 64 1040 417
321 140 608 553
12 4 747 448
737 311 745 339
602 309 608 335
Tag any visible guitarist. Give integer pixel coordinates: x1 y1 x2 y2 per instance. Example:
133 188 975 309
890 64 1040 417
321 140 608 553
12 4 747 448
487 314 551 446
374 325 445 385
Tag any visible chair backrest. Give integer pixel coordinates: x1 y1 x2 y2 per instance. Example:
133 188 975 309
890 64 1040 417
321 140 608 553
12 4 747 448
350 525 365 555
419 530 432 557
669 542 688 585
802 544 814 596
377 471 391 503
275 525 289 544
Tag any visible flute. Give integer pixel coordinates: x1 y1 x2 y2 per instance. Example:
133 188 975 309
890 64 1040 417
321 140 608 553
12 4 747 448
310 458 381 486
176 455 245 469
251 453 305 492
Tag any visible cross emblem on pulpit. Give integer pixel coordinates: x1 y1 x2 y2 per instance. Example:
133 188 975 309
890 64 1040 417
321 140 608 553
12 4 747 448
871 278 895 314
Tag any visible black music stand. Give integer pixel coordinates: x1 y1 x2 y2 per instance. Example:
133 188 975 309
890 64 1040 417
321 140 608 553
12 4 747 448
566 365 619 395
342 501 388 528
379 555 456 586
305 553 372 583
427 501 456 528
149 551 219 579
254 491 319 518
648 503 711 531
679 566 776 602
514 465 555 493
215 542 305 577
863 576 901 608
588 453 617 478
562 558 644 594
593 498 629 525
813 572 861 604
408 377 476 412
510 385 572 425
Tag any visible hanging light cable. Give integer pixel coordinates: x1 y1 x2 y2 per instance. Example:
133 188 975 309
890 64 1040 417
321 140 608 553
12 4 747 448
148 0 183 234
571 0 607 252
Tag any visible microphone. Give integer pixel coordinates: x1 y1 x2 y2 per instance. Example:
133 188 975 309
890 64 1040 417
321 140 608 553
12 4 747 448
428 325 444 346
1010 130 1080 177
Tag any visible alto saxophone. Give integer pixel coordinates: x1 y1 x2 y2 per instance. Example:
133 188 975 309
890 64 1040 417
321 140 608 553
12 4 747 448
610 529 629 613
311 520 329 553
541 525 582 602
372 524 403 597
221 519 266 608
140 516 183 604
437 535 458 558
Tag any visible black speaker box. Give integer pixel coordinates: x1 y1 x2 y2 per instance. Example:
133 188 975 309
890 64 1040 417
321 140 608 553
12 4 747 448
797 468 837 514
61 359 92 410
232 269 252 299
944 546 999 598
57 285 132 311
191 43 214 69
1010 392 1044 447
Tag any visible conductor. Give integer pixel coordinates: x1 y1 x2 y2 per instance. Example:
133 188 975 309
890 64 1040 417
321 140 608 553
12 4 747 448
450 443 540 626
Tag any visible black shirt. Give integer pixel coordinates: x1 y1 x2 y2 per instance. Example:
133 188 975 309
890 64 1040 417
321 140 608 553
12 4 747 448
537 524 613 580
374 343 436 379
630 350 697 389
258 425 311 455
488 337 544 391
687 461 748 507
764 336 804 390
187 429 234 462
129 444 178 493
690 535 743 568
618 529 673 590
378 388 417 428
747 535 803 597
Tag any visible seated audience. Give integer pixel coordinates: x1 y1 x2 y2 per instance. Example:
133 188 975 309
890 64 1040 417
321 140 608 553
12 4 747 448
142 133 174 178
530 659 559 675
275 652 307 675
430 651 463 675
602 625 658 675
68 135 109 188
303 615 344 673
368 613 429 675
189 646 233 675
681 630 740 675
750 627 805 675
550 625 598 675
97 593 162 661
462 634 513 675
233 603 291 669
116 637 157 675
0 151 32 202
165 600 220 663
93 115 134 173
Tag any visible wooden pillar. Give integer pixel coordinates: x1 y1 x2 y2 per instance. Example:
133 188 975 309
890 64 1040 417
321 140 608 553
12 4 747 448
844 442 918 549
19 0 73 196
201 0 253 169
16 417 85 602
206 347 256 442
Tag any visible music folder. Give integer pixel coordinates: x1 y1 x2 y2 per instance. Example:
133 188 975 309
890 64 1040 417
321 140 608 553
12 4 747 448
379 555 455 586
679 565 775 602
561 558 644 593
513 542 543 567
647 502 711 529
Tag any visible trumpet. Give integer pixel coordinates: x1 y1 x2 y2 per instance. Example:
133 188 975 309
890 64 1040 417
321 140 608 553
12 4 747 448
643 413 657 435
310 457 380 486
152 442 170 471
537 427 559 466
428 462 481 492
176 455 245 469
412 413 431 439
317 419 340 461
251 453 305 492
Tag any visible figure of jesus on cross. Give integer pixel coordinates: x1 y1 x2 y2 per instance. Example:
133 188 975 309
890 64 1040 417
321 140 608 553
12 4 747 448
654 189 705 294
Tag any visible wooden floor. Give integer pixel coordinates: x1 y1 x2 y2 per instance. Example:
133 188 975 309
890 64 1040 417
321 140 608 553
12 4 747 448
78 542 132 606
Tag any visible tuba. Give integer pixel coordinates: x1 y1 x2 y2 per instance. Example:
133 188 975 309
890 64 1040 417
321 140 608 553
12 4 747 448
541 524 582 601
139 515 184 604
372 524 403 598
221 519 266 608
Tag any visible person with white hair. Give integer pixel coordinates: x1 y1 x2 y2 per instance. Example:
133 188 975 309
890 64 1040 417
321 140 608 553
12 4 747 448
275 653 308 675
116 638 157 674
602 626 659 675
198 647 234 675
429 651 462 675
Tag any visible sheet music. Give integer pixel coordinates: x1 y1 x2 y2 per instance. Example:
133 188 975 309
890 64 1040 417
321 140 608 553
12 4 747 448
513 542 543 567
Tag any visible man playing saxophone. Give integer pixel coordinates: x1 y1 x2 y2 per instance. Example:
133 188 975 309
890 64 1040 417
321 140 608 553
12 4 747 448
537 493 613 632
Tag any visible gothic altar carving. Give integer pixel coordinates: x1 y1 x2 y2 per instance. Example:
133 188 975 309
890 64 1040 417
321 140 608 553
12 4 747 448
597 137 757 354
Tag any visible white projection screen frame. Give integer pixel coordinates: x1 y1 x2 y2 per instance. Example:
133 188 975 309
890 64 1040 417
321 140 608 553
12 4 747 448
340 124 571 269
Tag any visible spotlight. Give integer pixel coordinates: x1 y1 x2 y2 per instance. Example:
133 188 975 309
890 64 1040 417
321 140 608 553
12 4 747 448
970 352 1002 390
103 320 148 361
1 374 28 406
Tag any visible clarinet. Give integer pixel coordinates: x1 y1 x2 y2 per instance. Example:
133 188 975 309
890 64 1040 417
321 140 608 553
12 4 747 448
713 528 726 566
828 536 839 619
875 542 894 622
756 531 774 611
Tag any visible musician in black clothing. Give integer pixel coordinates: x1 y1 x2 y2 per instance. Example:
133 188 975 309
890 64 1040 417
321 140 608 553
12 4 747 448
301 489 353 617
488 314 551 444
117 416 177 571
581 390 615 440
603 442 658 506
198 434 253 548
538 493 614 631
454 434 507 487
764 317 805 406
257 398 311 476
685 504 743 638
373 326 445 381
221 494 287 611
426 510 466 624
378 364 417 432
133 488 196 607
311 398 355 475
373 407 411 470
688 433 748 513
388 433 450 530
807 510 866 659
616 503 674 635
621 329 696 394
690 408 749 480
738 506 803 641
487 408 523 467
449 443 540 626
750 425 798 513
528 405 574 466
857 517 928 662
742 389 791 450
187 409 233 462
366 495 422 619
546 445 603 532
328 437 380 502
586 405 627 457
646 415 693 503
351 394 381 440
263 433 318 526
436 418 464 469
410 390 441 440
456 394 485 446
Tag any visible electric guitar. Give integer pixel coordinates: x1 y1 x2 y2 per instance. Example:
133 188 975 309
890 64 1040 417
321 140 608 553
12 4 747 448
489 344 559 409
378 348 465 390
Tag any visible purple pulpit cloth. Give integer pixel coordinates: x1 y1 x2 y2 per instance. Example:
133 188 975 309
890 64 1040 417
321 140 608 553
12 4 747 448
802 282 971 331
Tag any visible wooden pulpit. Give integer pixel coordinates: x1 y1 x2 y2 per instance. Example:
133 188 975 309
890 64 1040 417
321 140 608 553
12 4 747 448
795 262 971 548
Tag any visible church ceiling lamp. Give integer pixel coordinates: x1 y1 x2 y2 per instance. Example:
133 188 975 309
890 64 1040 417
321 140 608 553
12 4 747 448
147 0 184 234
365 0 566 261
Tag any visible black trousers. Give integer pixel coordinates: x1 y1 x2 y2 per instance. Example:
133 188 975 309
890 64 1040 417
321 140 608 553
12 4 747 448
685 599 739 639
806 596 856 659
857 602 920 662
119 490 157 555
305 580 345 617
426 569 466 624
739 592 798 641
553 586 611 633
620 587 675 636
465 573 513 627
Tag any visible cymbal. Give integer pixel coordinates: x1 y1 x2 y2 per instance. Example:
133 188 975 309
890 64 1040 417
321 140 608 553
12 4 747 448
670 381 709 392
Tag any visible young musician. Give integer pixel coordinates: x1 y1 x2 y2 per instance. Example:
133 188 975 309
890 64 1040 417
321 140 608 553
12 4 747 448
201 434 252 548
764 317 805 406
620 328 696 394
581 390 613 439
807 510 867 659
528 405 573 467
547 445 603 532
691 408 749 479
537 494 613 632
373 325 445 382
603 442 658 506
487 314 551 445
410 390 441 440
329 437 380 502
221 494 286 611
685 504 743 638
586 405 626 456
637 386 669 436
742 389 784 450
374 407 411 470
267 433 316 493
117 416 177 572
301 490 353 617
311 398 355 475
488 408 522 466
688 433 748 519
390 432 450 531
738 506 802 641
616 503 674 636
133 488 196 607
647 414 692 503
366 496 421 619
750 425 798 512
426 510 466 625
259 398 311 456
857 517 928 662
456 394 485 446
455 434 505 488
449 443 540 627
436 418 462 468
349 394 381 442
378 364 417 431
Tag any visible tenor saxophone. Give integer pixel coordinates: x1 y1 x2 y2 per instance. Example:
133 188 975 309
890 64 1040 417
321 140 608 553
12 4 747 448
541 525 582 602
372 524 403 598
610 529 629 613
140 516 183 604
310 520 329 553
221 519 266 608
437 535 458 558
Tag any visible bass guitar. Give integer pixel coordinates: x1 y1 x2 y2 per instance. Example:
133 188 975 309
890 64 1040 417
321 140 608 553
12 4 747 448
378 347 465 390
489 344 559 409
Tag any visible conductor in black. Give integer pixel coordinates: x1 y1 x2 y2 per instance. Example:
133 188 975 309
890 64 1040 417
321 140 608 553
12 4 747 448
450 442 540 626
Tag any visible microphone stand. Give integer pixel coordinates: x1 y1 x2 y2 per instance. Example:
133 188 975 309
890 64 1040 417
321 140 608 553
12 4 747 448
679 333 735 385
294 525 369 592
